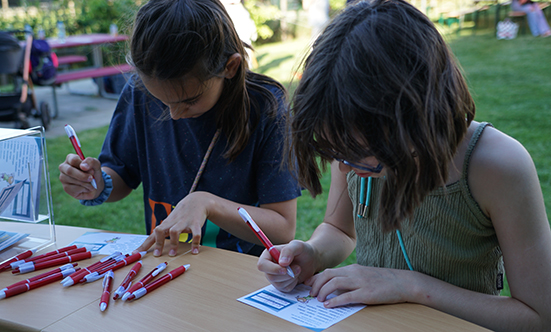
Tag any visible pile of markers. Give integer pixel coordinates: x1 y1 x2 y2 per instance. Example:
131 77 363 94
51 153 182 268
0 244 96 300
106 260 190 310
0 245 191 312
0 245 95 275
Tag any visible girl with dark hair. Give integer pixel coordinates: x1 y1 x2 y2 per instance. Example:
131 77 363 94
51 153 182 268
258 0 551 330
59 0 300 257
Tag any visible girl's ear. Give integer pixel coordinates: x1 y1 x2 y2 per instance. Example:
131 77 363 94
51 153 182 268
223 53 242 79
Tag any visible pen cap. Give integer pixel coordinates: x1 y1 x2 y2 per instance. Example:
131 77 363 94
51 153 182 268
10 260 26 269
18 264 36 274
103 270 114 286
237 208 260 231
62 268 77 277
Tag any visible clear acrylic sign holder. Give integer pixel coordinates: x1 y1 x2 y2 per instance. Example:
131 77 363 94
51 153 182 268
0 126 56 263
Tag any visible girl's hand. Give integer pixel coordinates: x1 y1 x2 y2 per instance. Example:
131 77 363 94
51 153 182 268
135 191 208 257
305 265 413 308
58 154 102 200
257 240 317 293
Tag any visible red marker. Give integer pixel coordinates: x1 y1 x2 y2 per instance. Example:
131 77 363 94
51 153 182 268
27 247 87 265
113 261 142 300
127 264 190 301
96 251 146 276
64 124 97 189
121 262 167 301
61 252 121 287
99 270 114 311
2 263 78 291
78 253 128 283
0 267 79 300
13 251 97 274
238 207 295 278
10 245 79 269
0 250 34 271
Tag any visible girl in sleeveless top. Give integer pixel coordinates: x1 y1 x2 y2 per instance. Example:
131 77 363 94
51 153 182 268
257 1 551 330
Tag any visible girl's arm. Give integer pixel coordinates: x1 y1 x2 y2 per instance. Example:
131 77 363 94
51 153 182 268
440 127 551 331
385 128 551 331
308 130 551 332
257 161 357 291
102 167 132 202
135 192 298 256
305 161 357 272
198 194 297 246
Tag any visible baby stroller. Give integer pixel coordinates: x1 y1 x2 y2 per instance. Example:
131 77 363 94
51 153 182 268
0 30 52 130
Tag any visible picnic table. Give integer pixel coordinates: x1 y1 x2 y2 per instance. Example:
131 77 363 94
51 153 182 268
47 33 133 118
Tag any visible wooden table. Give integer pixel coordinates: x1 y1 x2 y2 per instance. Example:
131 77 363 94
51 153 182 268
0 222 490 331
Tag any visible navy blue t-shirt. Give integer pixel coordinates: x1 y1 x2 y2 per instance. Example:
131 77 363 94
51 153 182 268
99 76 301 255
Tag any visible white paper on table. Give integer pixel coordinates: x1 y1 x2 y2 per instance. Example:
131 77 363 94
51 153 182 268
69 232 148 255
0 136 42 222
238 283 366 331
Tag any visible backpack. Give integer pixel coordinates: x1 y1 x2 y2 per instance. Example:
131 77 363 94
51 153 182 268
30 39 57 85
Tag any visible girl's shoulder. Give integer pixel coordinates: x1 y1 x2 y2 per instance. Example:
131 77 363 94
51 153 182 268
468 122 537 215
246 76 287 116
471 124 532 172
247 76 285 99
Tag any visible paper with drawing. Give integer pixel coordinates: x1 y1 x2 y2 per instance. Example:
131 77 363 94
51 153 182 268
238 283 365 331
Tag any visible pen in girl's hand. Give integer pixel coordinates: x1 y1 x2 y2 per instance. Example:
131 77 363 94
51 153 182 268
237 207 295 278
64 124 97 189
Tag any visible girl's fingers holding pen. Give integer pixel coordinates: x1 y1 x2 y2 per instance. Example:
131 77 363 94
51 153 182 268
278 240 307 266
65 153 83 166
58 171 98 200
258 249 300 292
59 157 97 185
81 156 102 170
257 249 287 275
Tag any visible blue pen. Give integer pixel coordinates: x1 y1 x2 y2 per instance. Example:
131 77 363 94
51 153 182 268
362 177 372 217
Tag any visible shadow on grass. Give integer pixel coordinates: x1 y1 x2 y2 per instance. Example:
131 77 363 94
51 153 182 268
256 54 295 75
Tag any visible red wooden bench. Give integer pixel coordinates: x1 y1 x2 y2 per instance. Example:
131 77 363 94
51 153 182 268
54 63 133 85
51 63 134 118
56 55 88 66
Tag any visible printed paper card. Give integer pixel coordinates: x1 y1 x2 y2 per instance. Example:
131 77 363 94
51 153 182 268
69 232 148 255
238 283 365 331
0 136 42 222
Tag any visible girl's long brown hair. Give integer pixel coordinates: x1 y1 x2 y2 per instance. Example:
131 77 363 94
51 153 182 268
288 0 475 231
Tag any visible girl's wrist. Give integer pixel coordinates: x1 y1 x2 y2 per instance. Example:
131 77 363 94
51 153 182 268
405 271 432 305
187 191 216 218
79 171 113 206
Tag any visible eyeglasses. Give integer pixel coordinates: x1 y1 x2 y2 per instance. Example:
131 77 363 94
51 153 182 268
314 147 383 173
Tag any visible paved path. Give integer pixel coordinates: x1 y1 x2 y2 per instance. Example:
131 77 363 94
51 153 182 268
0 79 118 139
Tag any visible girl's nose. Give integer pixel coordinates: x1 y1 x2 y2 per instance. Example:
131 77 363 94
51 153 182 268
169 106 186 120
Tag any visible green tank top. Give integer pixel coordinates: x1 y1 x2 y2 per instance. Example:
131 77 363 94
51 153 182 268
347 122 504 295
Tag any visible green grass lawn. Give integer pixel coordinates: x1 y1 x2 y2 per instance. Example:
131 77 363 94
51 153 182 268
46 27 551 296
